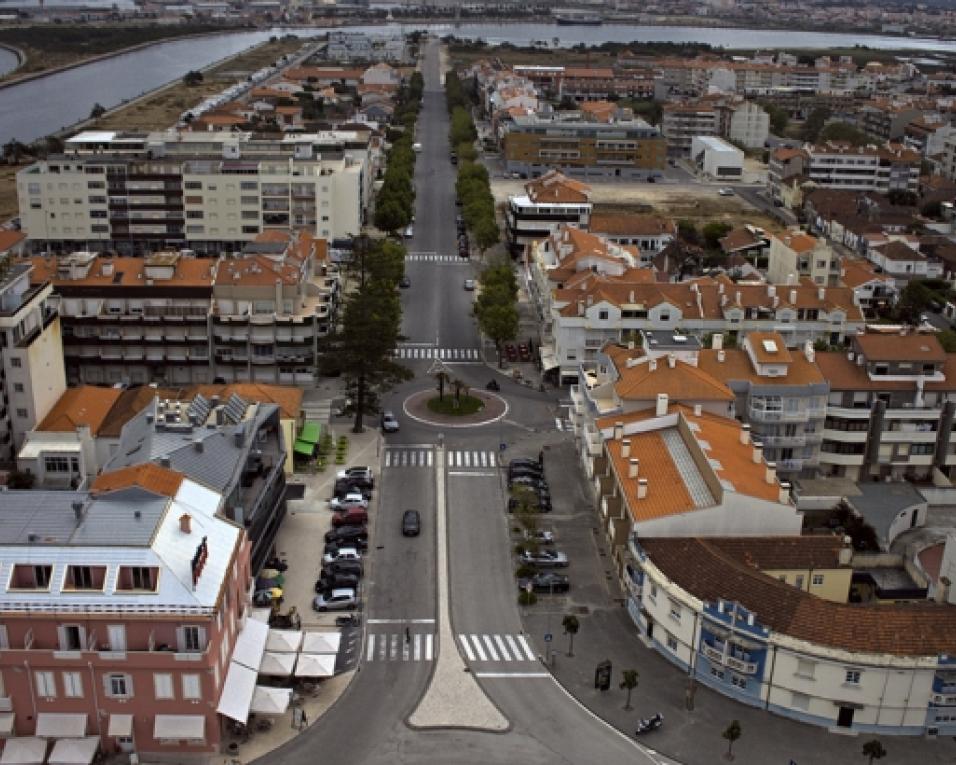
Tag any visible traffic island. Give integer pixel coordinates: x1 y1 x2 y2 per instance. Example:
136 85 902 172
403 389 508 428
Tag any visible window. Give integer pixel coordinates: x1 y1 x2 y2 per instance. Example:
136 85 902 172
659 312 671 322
710 667 725 681
106 673 132 698
153 673 174 700
795 659 816 679
9 358 20 368
666 635 678 652
12 383 23 394
15 409 27 419
794 575 805 590
844 670 861 685
668 599 681 622
179 625 205 653
184 181 202 190
116 566 158 591
731 675 747 689
182 674 201 700
241 225 260 234
62 671 83 698
59 624 84 651
649 584 658 602
598 310 609 320
811 574 824 586
790 691 810 711
35 671 56 698
44 456 73 473
10 564 52 590
186 210 204 219
64 565 106 591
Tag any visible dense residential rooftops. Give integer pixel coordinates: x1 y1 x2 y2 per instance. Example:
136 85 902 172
841 259 894 289
746 331 793 364
524 170 591 204
815 350 956 392
36 386 124 436
697 349 826 387
603 346 733 403
701 535 849 571
92 462 185 498
854 332 947 363
639 536 956 656
590 213 676 237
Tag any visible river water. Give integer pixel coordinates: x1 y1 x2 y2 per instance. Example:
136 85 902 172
3 21 956 145
0 46 18 77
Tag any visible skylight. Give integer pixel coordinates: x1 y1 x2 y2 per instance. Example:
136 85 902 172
762 339 778 353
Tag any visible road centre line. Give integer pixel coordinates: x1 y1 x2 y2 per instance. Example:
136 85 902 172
473 672 551 678
447 471 498 477
367 618 436 624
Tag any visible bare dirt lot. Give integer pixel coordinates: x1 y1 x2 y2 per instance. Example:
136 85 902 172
491 178 782 232
0 164 26 223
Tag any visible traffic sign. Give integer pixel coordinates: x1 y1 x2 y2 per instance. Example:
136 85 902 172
544 633 552 643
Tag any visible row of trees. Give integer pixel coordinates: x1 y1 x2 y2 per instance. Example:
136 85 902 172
474 258 519 364
373 73 425 235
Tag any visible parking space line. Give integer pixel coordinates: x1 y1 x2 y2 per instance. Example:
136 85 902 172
517 635 536 661
482 635 499 661
470 635 487 661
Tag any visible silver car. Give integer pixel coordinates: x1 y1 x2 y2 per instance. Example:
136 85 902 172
313 587 358 612
519 549 569 568
381 411 400 433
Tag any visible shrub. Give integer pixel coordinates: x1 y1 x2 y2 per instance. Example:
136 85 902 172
518 590 538 606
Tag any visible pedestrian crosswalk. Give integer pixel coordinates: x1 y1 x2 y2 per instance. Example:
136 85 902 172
405 253 470 263
457 633 537 663
384 447 434 468
365 632 435 662
447 450 498 469
394 346 481 360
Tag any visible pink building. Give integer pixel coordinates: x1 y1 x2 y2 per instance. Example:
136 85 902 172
0 463 254 763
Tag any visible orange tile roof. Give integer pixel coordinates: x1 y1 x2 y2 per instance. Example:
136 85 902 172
608 353 733 403
525 170 590 204
745 331 793 364
36 386 124 436
607 430 693 522
698 349 825 387
841 259 893 289
190 383 302 419
0 230 26 252
29 255 214 289
855 332 946 363
771 147 806 162
91 463 184 498
590 213 675 237
775 231 819 253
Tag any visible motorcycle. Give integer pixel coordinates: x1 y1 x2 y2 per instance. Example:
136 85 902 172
486 379 500 391
336 613 360 628
264 556 288 573
635 713 663 736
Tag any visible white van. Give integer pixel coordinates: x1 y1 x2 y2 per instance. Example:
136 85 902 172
412 142 422 152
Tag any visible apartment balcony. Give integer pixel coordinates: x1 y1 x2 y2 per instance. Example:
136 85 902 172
881 428 938 443
818 451 865 466
748 406 811 423
825 406 872 419
759 434 807 448
700 642 758 675
823 428 867 443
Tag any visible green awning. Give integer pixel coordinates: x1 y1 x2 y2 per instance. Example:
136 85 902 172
294 440 315 457
298 422 321 444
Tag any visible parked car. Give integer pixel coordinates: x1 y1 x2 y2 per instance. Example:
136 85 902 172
504 343 518 362
517 572 570 594
403 224 414 239
323 559 363 577
718 187 734 196
322 546 362 566
518 344 531 362
464 278 476 291
399 276 411 288
313 587 358 611
508 465 545 481
315 571 360 592
253 587 283 606
508 495 552 513
337 467 374 486
329 492 368 512
325 525 369 547
523 529 555 545
332 508 369 528
509 458 542 472
508 475 549 492
333 480 372 500
381 411 400 433
402 509 421 536
519 549 569 568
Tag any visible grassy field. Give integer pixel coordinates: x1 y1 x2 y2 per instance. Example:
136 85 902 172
0 164 25 222
0 23 248 81
92 37 303 131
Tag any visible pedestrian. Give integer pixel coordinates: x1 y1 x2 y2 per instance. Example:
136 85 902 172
405 626 411 644
299 710 308 731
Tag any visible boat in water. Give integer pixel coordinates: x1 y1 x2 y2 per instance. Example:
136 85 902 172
554 9 603 25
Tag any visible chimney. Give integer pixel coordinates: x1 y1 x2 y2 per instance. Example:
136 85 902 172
765 462 777 484
712 333 723 351
735 290 741 305
637 478 648 499
72 501 84 521
234 429 245 448
667 353 676 368
818 286 825 300
693 403 702 416
804 340 815 363
193 437 204 453
740 424 750 445
720 294 728 308
786 272 795 286
586 295 593 307
717 349 726 362
613 421 624 440
767 284 776 297
159 456 171 469
179 513 192 534
649 358 657 372
838 535 853 566
629 290 635 303
789 289 797 305
627 339 635 350
655 393 668 417
772 295 780 309
856 353 864 367
621 439 631 458
778 480 791 505
628 458 639 479
578 300 585 316
718 282 725 295
752 443 763 463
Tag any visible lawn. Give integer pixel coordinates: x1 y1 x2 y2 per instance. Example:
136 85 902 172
427 394 484 416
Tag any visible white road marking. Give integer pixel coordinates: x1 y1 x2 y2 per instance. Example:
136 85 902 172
366 634 375 660
494 634 510 660
413 634 422 661
470 634 487 661
459 635 475 661
482 635 499 661
427 451 434 467
366 618 436 624
474 672 550 678
517 635 536 661
505 634 522 661
424 633 433 661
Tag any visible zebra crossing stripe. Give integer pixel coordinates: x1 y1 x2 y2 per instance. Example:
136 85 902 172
425 634 433 661
494 634 510 660
470 635 487 661
367 634 375 661
427 451 434 467
413 634 421 661
385 451 392 467
390 634 399 661
482 635 499 661
402 635 411 661
505 634 522 660
378 636 387 661
459 635 475 661
517 635 536 661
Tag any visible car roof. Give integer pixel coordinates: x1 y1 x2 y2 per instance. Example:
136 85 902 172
337 546 358 554
330 588 356 598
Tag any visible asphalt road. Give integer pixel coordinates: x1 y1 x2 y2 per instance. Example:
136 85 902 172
260 38 661 765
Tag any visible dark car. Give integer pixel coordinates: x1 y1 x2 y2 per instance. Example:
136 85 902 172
518 572 570 594
325 525 369 549
323 559 364 577
508 495 552 513
315 571 360 592
509 458 543 472
402 509 421 536
508 475 549 492
399 276 411 288
518 344 531 362
508 464 544 481
504 343 518 362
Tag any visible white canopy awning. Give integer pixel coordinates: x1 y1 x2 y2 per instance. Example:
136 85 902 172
301 631 340 654
47 737 100 765
0 713 15 737
216 661 257 723
0 738 47 765
266 629 303 653
153 715 205 742
249 607 272 623
106 715 131 738
259 650 296 676
249 686 292 715
232 616 269 670
35 714 87 739
294 652 335 677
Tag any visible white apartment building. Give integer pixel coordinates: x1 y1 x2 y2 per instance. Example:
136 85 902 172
767 230 841 286
0 259 66 463
505 170 592 255
662 102 720 157
691 136 744 180
726 100 770 149
804 142 920 194
17 130 366 255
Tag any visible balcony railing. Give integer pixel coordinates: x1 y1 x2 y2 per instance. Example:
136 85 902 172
701 642 758 675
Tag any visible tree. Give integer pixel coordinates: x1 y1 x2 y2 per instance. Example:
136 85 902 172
800 107 832 143
895 280 935 325
474 215 500 254
702 221 732 251
434 369 450 401
938 329 956 352
722 720 742 761
862 739 887 765
374 195 409 235
5 470 34 490
760 101 788 135
818 121 872 147
89 103 106 120
619 669 639 710
182 69 204 86
562 614 579 657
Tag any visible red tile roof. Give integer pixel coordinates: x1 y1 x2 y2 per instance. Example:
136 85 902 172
36 386 124 436
91 463 184 498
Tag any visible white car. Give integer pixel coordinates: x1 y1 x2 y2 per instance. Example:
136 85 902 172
337 466 373 485
464 279 476 291
329 493 368 512
403 224 414 239
322 547 362 566
718 187 734 196
312 588 358 612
